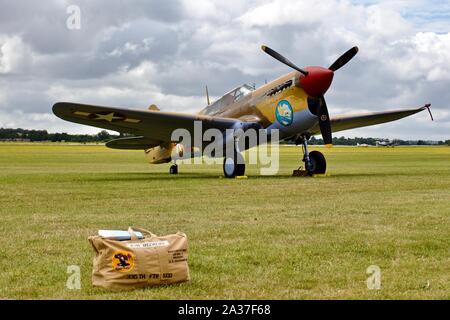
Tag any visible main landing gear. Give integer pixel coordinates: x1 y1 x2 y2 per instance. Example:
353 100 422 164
223 151 246 178
294 133 326 176
223 137 246 178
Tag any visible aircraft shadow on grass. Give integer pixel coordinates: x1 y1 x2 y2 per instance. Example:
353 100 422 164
80 172 223 182
77 170 423 183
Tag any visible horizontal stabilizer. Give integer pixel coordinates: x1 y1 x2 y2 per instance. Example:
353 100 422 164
106 136 160 150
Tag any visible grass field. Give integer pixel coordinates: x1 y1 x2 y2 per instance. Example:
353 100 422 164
0 143 449 299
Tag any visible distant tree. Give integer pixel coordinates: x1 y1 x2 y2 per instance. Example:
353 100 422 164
310 136 322 145
96 130 111 141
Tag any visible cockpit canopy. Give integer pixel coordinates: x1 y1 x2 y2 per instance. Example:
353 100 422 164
199 84 254 116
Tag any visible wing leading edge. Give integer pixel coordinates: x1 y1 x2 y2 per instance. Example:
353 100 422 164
310 104 432 135
53 102 258 148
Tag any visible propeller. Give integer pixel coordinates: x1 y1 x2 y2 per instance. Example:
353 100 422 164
318 96 332 146
261 45 308 76
261 45 358 147
329 46 359 72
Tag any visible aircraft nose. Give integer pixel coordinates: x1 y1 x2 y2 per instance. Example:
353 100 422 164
298 66 334 97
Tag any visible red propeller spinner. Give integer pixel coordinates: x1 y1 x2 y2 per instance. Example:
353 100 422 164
299 66 334 97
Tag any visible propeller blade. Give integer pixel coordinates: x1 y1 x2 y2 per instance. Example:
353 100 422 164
328 46 358 72
261 45 308 76
318 96 332 147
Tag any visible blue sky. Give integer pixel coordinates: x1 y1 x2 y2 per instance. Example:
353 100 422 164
353 0 450 32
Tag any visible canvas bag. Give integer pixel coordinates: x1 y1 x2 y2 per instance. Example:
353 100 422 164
88 227 189 289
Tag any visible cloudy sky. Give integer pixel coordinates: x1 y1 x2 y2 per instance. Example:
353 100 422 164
0 0 449 139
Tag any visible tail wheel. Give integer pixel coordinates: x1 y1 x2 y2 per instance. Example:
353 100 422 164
169 164 178 174
223 152 245 178
307 151 326 175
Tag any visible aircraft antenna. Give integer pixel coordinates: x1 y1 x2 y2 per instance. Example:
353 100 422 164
205 85 210 106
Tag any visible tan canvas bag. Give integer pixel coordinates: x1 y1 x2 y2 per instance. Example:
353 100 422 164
88 227 189 290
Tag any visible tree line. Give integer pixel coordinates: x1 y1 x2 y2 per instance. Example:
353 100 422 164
307 136 450 146
0 127 448 145
0 128 118 143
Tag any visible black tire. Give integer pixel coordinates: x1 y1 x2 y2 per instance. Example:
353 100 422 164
307 151 326 175
223 152 245 178
169 164 178 174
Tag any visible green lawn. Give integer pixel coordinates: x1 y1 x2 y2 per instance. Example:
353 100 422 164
0 143 449 299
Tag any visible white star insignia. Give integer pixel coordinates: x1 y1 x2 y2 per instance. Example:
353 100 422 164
94 112 123 122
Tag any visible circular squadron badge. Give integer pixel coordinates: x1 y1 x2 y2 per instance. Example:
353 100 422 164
275 100 294 126
112 251 135 272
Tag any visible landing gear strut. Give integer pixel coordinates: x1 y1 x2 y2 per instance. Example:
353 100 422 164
294 133 326 176
223 137 246 178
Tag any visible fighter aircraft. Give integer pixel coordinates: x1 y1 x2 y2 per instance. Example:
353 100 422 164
53 45 433 177
376 139 397 147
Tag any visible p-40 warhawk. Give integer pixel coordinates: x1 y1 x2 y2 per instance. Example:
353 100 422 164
53 45 433 177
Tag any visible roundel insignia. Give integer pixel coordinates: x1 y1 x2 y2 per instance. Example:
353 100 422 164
275 100 294 126
112 250 135 272
320 115 328 121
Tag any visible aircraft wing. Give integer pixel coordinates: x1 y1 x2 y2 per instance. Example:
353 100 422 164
53 102 256 148
310 104 431 135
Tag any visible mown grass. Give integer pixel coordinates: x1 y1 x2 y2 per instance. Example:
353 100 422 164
0 143 449 299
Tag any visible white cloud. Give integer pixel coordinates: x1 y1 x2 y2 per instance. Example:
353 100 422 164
45 60 204 118
107 38 154 57
392 32 450 81
0 35 32 74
